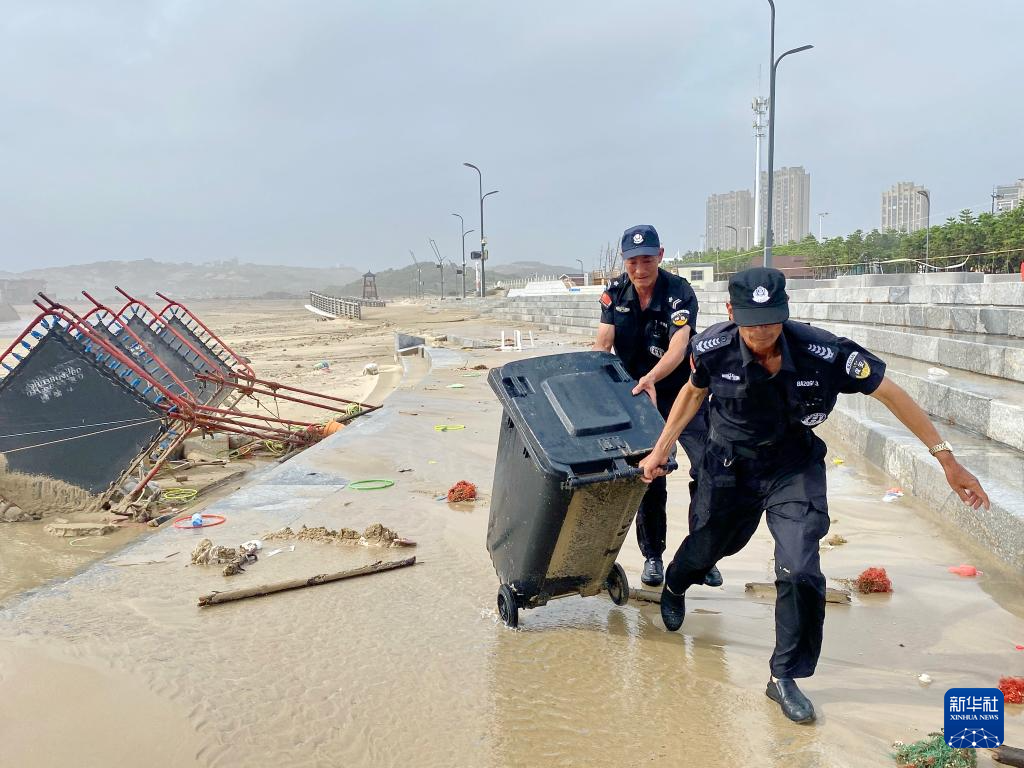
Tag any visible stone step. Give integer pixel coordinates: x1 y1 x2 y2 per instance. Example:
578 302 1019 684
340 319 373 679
693 297 1024 338
821 395 1024 571
700 314 1024 382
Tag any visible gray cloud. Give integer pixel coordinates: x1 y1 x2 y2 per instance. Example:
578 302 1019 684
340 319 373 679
1 1 1021 272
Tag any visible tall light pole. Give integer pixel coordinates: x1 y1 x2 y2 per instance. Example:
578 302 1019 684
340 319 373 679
463 163 499 298
409 250 422 299
429 238 444 300
817 211 830 241
724 224 739 251
763 0 813 268
916 189 930 272
452 213 472 299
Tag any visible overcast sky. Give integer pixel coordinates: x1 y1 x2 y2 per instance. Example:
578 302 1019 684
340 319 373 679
2 0 1022 273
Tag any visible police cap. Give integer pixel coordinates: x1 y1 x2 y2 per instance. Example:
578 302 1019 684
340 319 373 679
728 267 790 326
621 225 662 259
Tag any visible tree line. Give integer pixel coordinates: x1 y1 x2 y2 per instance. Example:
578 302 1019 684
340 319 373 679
673 204 1024 276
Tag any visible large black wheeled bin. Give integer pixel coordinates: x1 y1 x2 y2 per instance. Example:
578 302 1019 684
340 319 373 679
486 351 675 627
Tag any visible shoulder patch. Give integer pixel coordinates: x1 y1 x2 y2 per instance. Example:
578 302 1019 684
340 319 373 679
806 343 836 362
694 334 730 355
670 309 689 327
600 292 612 307
845 351 871 379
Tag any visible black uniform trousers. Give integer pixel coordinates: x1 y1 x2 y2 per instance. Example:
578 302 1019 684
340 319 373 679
665 430 831 679
635 396 709 560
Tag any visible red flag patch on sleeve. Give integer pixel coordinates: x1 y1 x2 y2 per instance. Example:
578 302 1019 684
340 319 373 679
600 292 612 307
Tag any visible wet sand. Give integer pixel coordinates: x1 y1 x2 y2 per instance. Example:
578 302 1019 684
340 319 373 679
0 307 1022 767
0 299 474 602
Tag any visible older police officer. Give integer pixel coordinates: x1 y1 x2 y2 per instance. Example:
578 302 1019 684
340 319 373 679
639 266 989 724
594 224 722 588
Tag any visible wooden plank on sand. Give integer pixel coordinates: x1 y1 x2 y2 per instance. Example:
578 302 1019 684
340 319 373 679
197 556 416 606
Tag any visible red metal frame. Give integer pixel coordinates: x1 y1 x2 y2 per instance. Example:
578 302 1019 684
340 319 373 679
153 290 255 378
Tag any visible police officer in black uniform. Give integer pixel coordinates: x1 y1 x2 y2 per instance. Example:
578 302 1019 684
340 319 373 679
594 224 722 589
639 266 990 724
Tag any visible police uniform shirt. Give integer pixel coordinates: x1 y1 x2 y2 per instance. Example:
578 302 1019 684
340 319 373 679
600 269 698 399
690 320 887 447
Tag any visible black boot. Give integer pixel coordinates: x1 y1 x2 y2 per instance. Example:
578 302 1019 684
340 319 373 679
766 678 816 724
703 565 723 587
641 557 664 586
660 584 686 631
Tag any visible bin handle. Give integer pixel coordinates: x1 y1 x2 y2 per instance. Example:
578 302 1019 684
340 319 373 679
564 459 678 489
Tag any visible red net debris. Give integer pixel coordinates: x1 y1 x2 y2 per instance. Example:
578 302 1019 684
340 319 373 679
855 567 892 594
447 480 477 502
999 676 1024 704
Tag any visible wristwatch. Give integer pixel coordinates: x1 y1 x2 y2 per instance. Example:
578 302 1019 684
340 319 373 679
928 440 953 456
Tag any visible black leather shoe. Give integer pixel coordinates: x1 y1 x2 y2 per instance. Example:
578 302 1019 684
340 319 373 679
641 558 664 586
660 584 686 631
703 565 724 587
766 678 816 724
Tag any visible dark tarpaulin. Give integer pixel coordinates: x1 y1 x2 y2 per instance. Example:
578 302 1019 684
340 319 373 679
122 316 221 404
0 331 165 497
164 316 236 380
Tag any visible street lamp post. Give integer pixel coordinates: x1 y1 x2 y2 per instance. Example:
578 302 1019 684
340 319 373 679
463 163 499 298
763 0 813 269
817 211 830 241
916 189 930 272
429 238 444 300
408 250 422 299
576 258 585 286
452 213 469 299
724 224 739 251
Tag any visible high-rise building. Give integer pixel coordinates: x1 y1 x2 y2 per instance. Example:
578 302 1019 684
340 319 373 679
881 182 929 233
993 179 1024 212
705 190 754 252
759 166 811 245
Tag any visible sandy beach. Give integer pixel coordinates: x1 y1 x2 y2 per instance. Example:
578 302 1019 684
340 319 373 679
0 300 1022 767
0 298 477 601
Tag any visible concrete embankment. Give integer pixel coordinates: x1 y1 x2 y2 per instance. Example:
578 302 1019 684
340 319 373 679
487 276 1024 570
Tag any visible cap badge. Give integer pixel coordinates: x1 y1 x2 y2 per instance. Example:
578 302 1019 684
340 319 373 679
752 286 770 303
632 233 644 245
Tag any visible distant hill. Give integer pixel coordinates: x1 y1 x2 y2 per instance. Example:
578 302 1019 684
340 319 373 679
331 261 578 299
0 259 361 302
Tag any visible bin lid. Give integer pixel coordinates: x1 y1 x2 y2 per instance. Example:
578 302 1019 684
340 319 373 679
488 351 665 471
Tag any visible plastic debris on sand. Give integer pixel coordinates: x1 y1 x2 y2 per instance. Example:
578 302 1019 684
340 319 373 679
882 488 904 503
947 564 981 577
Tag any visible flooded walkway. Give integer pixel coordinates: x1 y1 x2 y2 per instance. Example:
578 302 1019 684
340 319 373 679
0 337 1022 767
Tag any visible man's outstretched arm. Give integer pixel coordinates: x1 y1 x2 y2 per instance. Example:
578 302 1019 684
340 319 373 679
870 377 990 510
638 380 707 483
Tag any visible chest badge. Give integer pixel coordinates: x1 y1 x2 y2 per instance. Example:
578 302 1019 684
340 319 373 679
801 412 828 426
649 345 664 358
614 305 631 313
796 380 818 387
720 372 740 381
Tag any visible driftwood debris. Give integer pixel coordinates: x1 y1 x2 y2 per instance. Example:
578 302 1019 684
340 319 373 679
197 556 416 607
993 745 1024 768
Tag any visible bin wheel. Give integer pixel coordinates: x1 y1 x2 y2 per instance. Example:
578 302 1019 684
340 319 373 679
606 563 629 606
497 584 519 628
